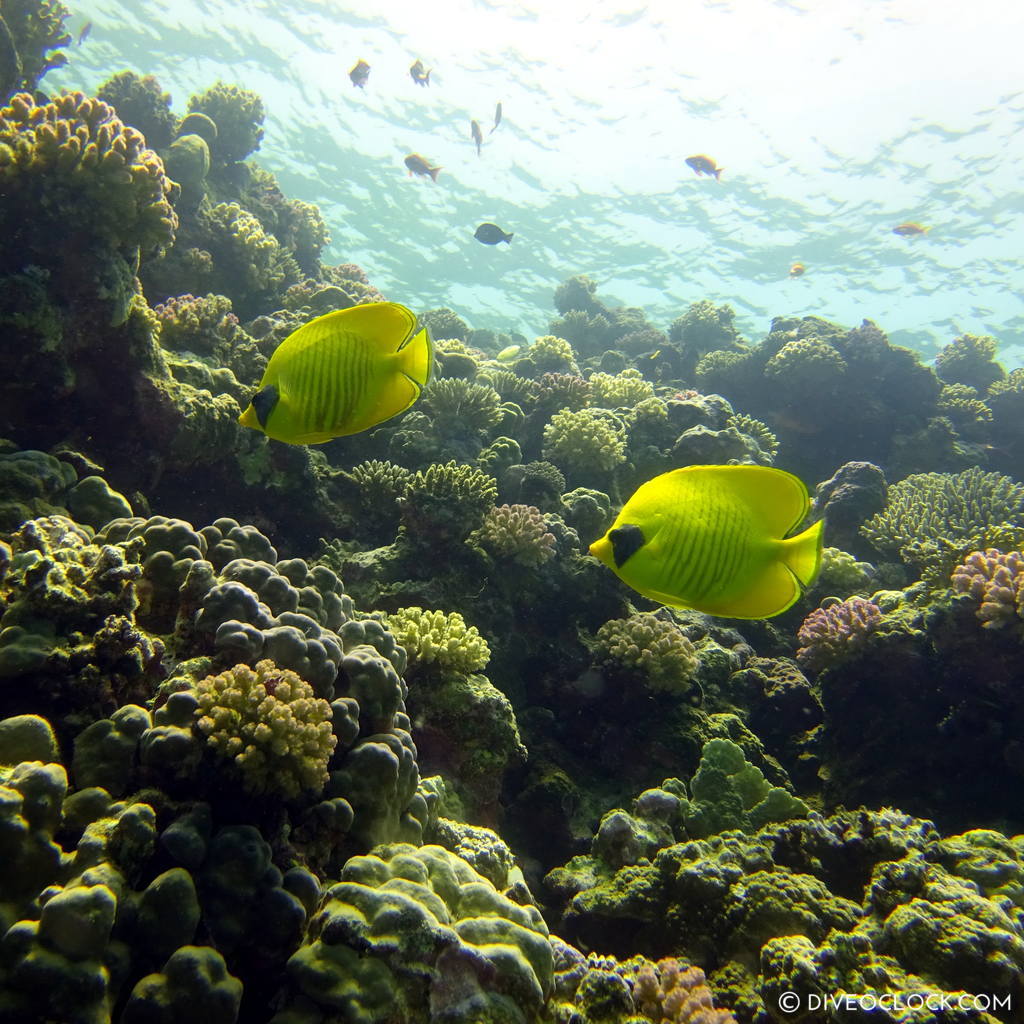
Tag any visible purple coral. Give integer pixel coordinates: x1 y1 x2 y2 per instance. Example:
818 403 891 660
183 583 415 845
951 548 1024 630
634 959 737 1024
796 596 882 672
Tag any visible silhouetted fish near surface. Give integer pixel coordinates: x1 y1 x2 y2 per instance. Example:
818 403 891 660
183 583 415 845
349 59 370 88
76 21 92 45
474 223 513 245
893 222 929 236
685 154 723 180
471 119 483 156
490 101 502 134
410 59 431 86
405 153 441 181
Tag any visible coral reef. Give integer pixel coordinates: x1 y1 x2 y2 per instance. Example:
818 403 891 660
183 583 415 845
186 80 264 164
951 548 1024 631
594 611 699 694
795 597 884 672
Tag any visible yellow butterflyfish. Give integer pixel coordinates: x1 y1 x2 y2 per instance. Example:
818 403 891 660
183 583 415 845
238 302 433 445
589 464 824 618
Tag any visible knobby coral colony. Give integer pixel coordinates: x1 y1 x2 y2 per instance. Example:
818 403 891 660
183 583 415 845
2 20 1024 1024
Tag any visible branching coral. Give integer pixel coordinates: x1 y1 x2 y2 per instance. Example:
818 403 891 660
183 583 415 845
193 659 336 798
726 412 779 461
634 959 738 1024
951 549 1024 631
595 612 699 693
765 336 847 389
186 81 264 164
860 467 1024 579
400 461 498 544
385 606 491 674
420 378 503 433
96 70 177 150
935 333 1005 392
418 306 469 342
529 334 580 375
469 503 556 567
153 293 241 358
0 91 178 263
796 597 883 673
588 368 654 409
543 408 627 476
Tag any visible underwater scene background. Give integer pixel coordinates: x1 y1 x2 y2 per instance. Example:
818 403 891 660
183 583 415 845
2 0 1024 1022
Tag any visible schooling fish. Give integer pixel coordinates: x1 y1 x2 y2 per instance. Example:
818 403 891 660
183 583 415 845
893 222 928 236
589 464 824 618
471 119 483 156
349 59 370 88
685 154 723 181
410 59 431 86
490 101 502 134
474 222 513 245
404 153 441 181
238 302 433 445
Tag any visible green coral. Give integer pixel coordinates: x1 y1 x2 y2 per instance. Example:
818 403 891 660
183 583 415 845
860 466 1024 578
469 503 556 566
726 412 778 461
937 382 992 431
420 378 503 433
588 368 654 409
0 91 178 264
814 546 875 598
0 0 71 94
764 336 847 388
400 460 498 545
595 612 699 694
385 607 491 674
193 659 336 799
542 408 627 477
96 70 177 150
529 334 580 375
935 333 1005 392
186 80 264 164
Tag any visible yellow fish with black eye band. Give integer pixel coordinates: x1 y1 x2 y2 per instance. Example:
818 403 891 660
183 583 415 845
589 464 824 619
238 302 433 445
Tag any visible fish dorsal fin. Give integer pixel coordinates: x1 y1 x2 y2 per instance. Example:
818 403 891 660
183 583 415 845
662 465 811 539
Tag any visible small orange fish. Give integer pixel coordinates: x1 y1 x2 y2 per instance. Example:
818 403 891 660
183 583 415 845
685 154 723 181
893 222 929 236
349 60 370 89
471 119 483 156
404 153 441 182
789 262 806 278
410 59 431 86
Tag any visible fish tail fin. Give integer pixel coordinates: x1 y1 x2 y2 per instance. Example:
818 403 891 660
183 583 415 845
429 166 441 182
780 517 825 589
714 167 724 181
425 70 431 84
504 233 513 244
398 325 434 390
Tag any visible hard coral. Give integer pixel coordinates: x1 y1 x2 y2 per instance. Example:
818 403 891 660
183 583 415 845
385 606 491 674
193 658 336 799
634 959 738 1024
951 548 1024 631
470 503 556 566
421 377 503 434
595 612 699 694
186 80 264 164
543 408 627 478
0 0 71 94
935 332 1005 392
96 70 177 150
589 368 655 409
796 596 883 673
153 293 240 357
0 91 178 265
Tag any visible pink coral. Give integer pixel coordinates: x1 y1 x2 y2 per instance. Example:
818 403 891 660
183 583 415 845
796 596 882 672
634 959 737 1024
951 548 1024 630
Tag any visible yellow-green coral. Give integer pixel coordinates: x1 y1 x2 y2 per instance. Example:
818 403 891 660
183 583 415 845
765 336 847 387
588 368 655 409
186 80 264 164
405 461 498 514
385 607 491 674
469 503 556 566
935 333 1005 392
727 412 779 461
542 408 626 476
193 659 335 798
420 378 503 433
816 546 875 598
0 91 178 259
595 612 699 693
937 383 992 429
861 467 1024 579
529 334 579 375
349 459 412 508
0 0 71 93
96 70 177 150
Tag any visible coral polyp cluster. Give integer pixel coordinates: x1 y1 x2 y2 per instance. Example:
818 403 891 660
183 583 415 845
796 596 883 672
951 548 1024 630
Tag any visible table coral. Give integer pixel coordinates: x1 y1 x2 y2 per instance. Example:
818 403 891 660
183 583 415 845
796 596 883 673
860 466 1024 579
951 548 1024 631
193 659 336 799
0 91 178 265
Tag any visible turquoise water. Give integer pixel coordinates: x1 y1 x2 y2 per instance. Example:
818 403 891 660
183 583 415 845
54 0 1024 364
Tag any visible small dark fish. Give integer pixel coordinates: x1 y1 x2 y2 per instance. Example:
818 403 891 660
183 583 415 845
490 101 502 134
471 119 483 156
76 21 92 45
474 222 513 245
893 222 928 236
410 59 431 86
405 153 441 181
685 154 723 180
349 59 370 89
